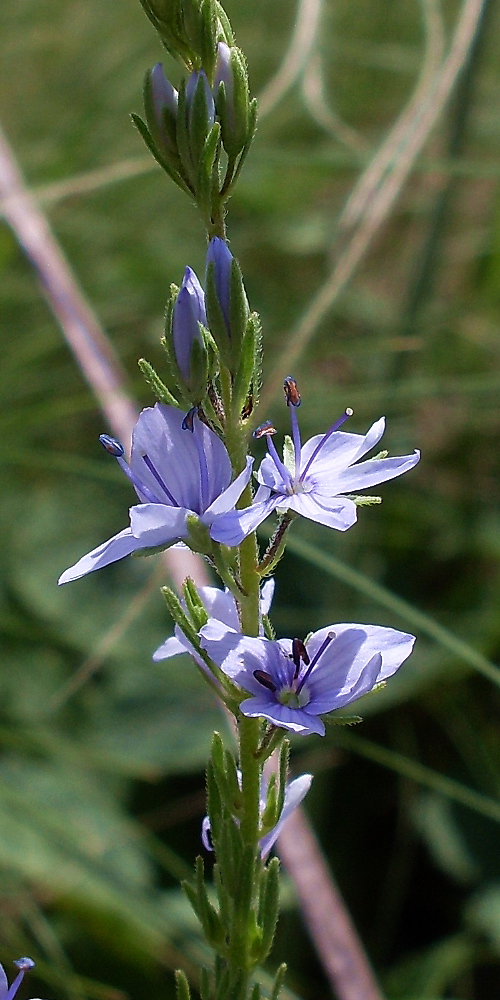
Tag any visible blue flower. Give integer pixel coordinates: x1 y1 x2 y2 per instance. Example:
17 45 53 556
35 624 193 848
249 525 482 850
210 387 420 546
200 619 416 736
153 579 274 662
172 266 206 383
0 958 42 1000
59 404 252 584
202 771 313 858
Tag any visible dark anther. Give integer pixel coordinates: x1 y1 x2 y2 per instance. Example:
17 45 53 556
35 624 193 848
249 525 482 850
99 434 124 457
182 406 198 432
291 637 309 678
253 420 276 439
283 376 301 407
253 669 277 692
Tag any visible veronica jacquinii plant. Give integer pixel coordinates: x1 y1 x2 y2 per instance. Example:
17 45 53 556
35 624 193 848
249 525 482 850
58 1 420 997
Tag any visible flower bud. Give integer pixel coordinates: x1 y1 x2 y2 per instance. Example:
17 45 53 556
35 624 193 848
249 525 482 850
145 64 179 161
205 237 250 371
172 266 207 383
214 42 253 158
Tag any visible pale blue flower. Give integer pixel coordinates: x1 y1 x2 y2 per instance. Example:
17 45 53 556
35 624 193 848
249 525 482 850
153 578 274 662
210 394 420 546
200 619 416 736
202 771 313 858
59 404 252 584
0 958 43 1000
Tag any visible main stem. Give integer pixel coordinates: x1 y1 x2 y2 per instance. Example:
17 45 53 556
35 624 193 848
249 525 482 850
223 408 263 997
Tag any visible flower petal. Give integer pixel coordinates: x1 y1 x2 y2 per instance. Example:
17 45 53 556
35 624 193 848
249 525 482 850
204 456 253 518
130 404 231 512
239 696 326 736
210 495 281 546
260 773 313 856
152 634 187 661
129 503 190 546
329 450 420 493
299 418 386 479
58 527 140 584
286 492 357 531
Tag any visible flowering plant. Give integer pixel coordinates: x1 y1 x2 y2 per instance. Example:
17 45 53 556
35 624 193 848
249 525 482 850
58 2 420 997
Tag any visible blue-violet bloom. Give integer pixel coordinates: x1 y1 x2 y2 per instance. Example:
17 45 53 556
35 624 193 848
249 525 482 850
210 401 420 547
58 404 252 584
0 958 42 1000
153 578 274 662
172 266 206 383
200 620 416 736
202 771 313 858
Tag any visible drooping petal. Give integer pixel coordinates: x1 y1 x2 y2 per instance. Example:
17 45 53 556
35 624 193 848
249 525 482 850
284 492 357 531
324 450 420 494
210 495 281 546
129 503 190 547
204 456 253 518
58 527 141 584
260 578 275 616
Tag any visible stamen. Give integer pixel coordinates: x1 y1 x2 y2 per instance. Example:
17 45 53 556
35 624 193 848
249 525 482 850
254 669 277 692
253 421 276 439
291 637 309 679
299 408 353 482
283 376 301 407
5 959 35 1000
99 434 162 504
182 407 196 432
289 404 302 481
142 455 179 505
295 631 336 695
100 434 124 457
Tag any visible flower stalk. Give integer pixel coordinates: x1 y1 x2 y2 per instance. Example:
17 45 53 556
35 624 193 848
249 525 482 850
57 0 420 996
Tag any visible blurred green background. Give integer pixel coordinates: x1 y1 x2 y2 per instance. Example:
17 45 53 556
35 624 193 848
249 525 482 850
1 0 500 997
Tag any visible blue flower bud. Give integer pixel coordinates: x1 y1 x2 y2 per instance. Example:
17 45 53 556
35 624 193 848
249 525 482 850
206 237 233 333
173 266 207 382
150 63 178 142
213 42 253 158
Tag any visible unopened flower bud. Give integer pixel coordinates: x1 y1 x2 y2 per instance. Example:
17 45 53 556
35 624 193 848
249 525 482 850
145 63 179 161
213 42 252 157
173 266 207 383
205 237 250 374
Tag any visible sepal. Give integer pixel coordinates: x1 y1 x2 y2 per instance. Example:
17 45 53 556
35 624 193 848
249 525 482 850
255 856 280 962
174 970 191 1000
